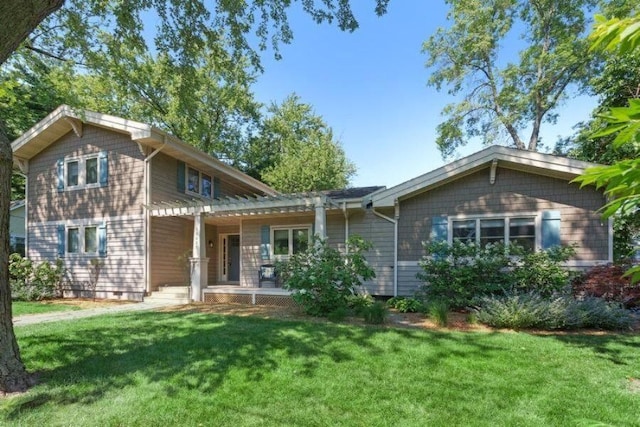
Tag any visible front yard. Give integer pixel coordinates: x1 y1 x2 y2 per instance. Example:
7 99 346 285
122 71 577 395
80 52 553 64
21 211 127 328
3 306 639 426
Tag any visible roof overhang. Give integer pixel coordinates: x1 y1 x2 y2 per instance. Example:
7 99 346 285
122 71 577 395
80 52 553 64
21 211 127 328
370 145 599 208
11 105 277 197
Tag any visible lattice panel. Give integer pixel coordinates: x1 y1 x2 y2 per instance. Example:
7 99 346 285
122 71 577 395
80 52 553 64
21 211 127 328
204 293 252 305
255 295 296 307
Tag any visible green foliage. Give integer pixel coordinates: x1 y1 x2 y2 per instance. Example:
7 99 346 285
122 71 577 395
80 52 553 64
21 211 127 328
346 293 374 316
427 300 449 327
9 254 65 301
475 291 633 330
278 236 375 317
422 0 598 156
247 94 356 192
361 301 388 324
387 296 424 313
418 240 575 308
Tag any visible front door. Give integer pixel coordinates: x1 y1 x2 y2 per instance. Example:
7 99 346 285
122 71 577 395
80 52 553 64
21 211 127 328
220 234 240 282
228 235 240 282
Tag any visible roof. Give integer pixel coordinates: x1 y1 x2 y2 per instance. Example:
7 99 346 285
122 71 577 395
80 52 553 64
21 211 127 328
10 200 25 211
323 186 385 200
370 145 599 208
11 105 277 197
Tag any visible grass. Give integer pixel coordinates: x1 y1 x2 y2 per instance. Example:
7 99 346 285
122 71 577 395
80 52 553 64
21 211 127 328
3 309 640 426
12 301 80 317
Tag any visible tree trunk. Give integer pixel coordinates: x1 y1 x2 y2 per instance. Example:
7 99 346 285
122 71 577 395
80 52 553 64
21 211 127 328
0 0 65 394
0 125 31 394
0 0 65 64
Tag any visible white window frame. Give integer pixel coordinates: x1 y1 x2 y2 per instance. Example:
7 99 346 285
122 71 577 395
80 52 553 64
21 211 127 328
447 212 541 250
185 166 213 199
271 225 312 259
66 224 100 257
64 154 101 191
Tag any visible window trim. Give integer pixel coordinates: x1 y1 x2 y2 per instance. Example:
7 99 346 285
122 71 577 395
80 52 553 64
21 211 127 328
65 224 100 256
447 212 540 250
185 166 214 199
63 154 102 191
270 225 312 259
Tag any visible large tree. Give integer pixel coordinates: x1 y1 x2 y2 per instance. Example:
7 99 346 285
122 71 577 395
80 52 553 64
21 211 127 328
422 0 602 158
0 0 389 394
247 94 356 192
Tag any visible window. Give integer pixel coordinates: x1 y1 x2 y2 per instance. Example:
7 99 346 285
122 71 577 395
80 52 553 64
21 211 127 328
450 216 537 250
271 226 311 258
185 166 214 199
60 224 106 256
59 153 107 191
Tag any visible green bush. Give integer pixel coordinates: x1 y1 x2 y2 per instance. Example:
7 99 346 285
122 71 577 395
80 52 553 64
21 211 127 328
475 291 633 330
387 296 424 313
278 236 375 317
362 301 388 324
417 240 576 308
347 294 374 316
9 254 65 301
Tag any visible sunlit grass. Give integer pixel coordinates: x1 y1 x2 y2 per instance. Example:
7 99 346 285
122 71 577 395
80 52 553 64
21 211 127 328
12 301 80 317
3 310 640 426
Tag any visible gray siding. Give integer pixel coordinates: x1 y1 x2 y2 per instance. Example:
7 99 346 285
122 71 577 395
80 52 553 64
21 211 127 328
398 167 608 262
348 209 395 295
397 265 423 297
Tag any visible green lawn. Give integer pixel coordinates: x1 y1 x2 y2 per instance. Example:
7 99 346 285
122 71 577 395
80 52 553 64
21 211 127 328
3 310 640 426
12 301 80 316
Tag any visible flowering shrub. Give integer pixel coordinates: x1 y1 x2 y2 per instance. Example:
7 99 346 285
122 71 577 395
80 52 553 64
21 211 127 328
9 254 65 301
277 236 375 317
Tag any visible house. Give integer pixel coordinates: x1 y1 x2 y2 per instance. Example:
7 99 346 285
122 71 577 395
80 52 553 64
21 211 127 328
11 106 612 303
9 200 25 256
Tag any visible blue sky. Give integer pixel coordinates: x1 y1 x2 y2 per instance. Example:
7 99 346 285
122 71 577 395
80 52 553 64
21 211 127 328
252 1 598 189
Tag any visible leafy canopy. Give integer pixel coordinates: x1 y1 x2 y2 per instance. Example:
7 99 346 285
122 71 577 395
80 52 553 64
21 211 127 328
423 0 598 157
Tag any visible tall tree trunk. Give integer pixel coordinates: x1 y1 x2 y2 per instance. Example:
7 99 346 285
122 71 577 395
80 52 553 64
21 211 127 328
0 0 65 64
0 0 65 394
0 124 31 394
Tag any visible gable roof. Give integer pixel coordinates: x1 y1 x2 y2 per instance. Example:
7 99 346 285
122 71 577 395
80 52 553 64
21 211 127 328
369 145 599 208
11 105 277 197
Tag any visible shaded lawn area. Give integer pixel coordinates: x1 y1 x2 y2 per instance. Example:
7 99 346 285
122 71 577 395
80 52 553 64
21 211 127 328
12 301 81 317
3 311 640 426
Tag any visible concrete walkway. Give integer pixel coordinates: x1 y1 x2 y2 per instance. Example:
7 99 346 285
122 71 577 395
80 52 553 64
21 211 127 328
13 300 179 326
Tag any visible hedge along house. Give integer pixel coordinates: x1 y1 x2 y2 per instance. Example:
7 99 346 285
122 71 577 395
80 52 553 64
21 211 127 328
12 106 611 303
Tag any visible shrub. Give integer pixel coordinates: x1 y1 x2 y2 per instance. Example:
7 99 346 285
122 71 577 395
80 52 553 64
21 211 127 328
278 235 375 317
427 300 449 327
362 301 387 324
9 254 65 301
347 294 374 316
417 240 576 309
387 296 424 313
474 291 633 330
572 263 640 308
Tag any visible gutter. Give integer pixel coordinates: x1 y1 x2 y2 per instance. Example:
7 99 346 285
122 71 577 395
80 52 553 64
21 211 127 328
372 204 399 297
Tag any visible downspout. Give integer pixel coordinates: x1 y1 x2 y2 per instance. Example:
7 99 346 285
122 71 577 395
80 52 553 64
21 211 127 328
372 204 399 297
342 201 349 252
143 141 166 297
16 170 27 256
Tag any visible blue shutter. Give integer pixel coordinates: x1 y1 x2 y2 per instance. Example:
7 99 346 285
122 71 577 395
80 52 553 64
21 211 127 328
541 210 561 249
98 222 107 257
260 225 270 260
57 224 65 256
430 216 448 242
213 176 221 199
57 159 64 192
99 151 108 186
177 161 186 193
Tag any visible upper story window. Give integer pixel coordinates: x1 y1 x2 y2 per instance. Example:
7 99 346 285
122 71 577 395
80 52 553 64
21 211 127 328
178 161 217 199
58 152 108 192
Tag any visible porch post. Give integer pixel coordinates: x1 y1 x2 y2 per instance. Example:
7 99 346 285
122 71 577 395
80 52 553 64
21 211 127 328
190 211 209 302
314 197 327 239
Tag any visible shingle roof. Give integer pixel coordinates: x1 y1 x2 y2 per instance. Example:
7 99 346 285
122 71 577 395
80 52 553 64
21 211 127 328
323 186 385 200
